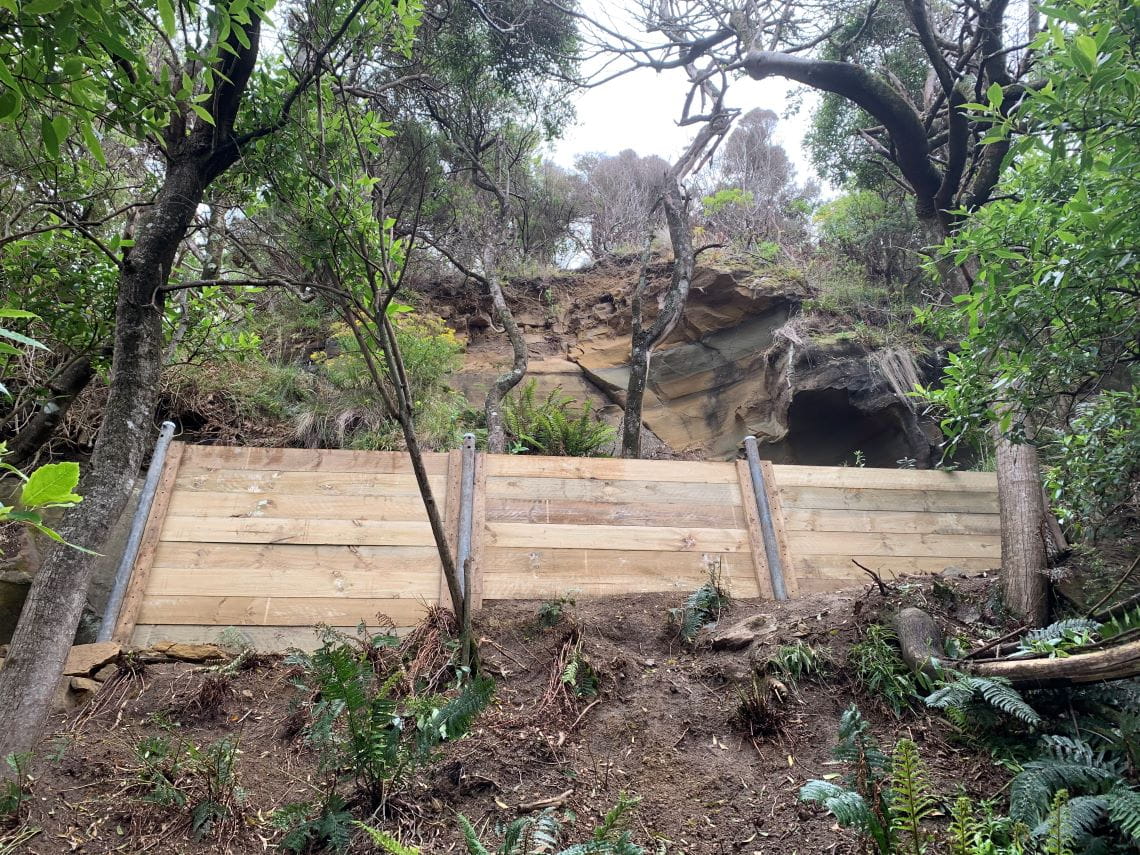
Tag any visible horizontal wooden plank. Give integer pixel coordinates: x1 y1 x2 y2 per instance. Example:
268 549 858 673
486 455 740 483
486 522 749 553
160 517 438 546
778 486 999 514
795 555 997 579
130 624 415 651
486 497 745 529
151 542 441 573
167 491 437 521
770 464 997 492
181 445 448 474
137 595 432 626
148 563 440 599
482 548 759 599
176 469 447 497
788 531 1000 559
486 476 741 506
784 509 1000 535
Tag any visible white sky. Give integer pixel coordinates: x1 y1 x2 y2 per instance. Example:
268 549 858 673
544 4 821 186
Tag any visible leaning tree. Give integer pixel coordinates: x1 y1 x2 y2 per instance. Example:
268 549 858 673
0 0 429 760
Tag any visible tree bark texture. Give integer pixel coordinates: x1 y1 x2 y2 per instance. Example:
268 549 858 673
0 164 206 759
994 426 1050 625
0 11 264 757
483 243 528 454
5 353 96 467
621 177 692 458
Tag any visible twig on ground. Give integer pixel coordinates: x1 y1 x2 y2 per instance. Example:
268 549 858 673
851 559 889 595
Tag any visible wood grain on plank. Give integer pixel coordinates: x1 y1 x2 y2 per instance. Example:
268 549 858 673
485 497 746 529
794 555 997 578
181 445 449 474
783 508 1001 535
137 595 432 626
486 476 741 505
482 549 760 599
486 454 740 483
735 459 774 599
770 464 997 492
788 530 1000 558
151 542 440 573
440 449 462 612
147 564 440 599
160 516 437 546
777 486 999 514
469 451 487 609
166 491 435 521
113 442 186 644
486 522 749 552
129 624 412 651
762 461 799 598
175 469 447 497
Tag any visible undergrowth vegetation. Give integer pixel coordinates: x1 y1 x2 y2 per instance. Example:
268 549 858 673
501 380 615 457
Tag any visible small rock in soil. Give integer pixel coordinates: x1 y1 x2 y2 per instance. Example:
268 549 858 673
63 642 121 676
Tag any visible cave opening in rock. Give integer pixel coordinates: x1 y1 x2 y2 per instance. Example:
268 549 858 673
782 388 918 467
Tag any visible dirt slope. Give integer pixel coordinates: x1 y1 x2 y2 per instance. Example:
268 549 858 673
12 577 1010 854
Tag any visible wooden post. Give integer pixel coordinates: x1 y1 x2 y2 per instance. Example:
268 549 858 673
111 438 186 644
743 436 789 601
736 459 776 599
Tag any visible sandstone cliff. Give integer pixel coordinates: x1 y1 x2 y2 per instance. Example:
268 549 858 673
438 259 944 465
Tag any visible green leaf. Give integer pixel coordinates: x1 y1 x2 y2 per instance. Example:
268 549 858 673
0 88 17 121
22 0 67 13
158 0 176 37
80 120 106 166
20 462 83 508
40 114 60 158
986 82 1004 108
0 308 38 319
189 103 215 126
0 58 18 91
0 327 47 349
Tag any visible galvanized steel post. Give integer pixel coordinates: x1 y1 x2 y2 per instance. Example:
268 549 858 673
743 435 788 602
97 420 177 642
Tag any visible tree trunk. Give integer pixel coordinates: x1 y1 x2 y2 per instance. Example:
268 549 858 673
994 425 1049 625
5 353 96 467
483 245 527 454
0 161 206 760
621 177 692 458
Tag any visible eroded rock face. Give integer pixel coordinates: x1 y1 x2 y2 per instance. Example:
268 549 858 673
450 263 943 464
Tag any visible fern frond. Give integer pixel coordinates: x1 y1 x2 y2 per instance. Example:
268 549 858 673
889 739 936 855
948 796 974 855
457 814 493 855
1010 737 1121 827
833 705 889 773
356 822 422 854
925 676 1041 725
800 780 874 831
1031 795 1106 845
415 675 494 757
1106 783 1140 844
1025 619 1101 642
593 793 640 842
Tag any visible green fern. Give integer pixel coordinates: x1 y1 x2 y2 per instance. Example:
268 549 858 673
456 795 645 854
356 821 421 854
1041 790 1075 855
925 675 1042 726
889 739 936 855
669 577 730 646
1010 736 1122 828
502 381 615 457
1105 782 1140 845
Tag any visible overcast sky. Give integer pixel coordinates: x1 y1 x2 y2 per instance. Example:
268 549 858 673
544 6 821 186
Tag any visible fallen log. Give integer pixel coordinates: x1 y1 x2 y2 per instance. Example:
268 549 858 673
963 638 1140 688
894 608 1140 689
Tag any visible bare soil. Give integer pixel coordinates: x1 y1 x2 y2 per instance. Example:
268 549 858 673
11 575 1014 854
